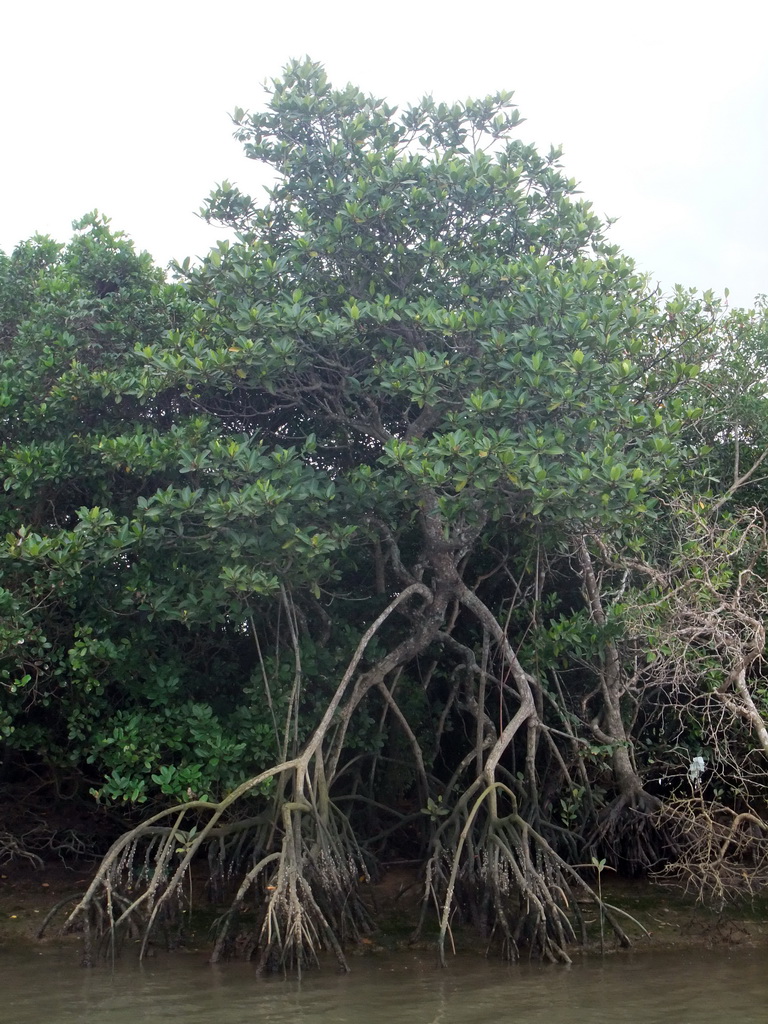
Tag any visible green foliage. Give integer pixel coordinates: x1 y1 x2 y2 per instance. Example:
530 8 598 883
136 60 712 601
691 298 768 507
0 61 725 829
0 215 313 804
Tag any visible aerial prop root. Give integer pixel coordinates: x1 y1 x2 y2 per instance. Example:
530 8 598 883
588 787 672 874
651 797 768 905
53 584 432 967
49 757 373 969
427 781 631 965
213 788 375 973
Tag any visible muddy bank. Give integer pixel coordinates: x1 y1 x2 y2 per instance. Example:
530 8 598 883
2 860 766 963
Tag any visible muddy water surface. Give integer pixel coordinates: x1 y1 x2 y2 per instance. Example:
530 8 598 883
3 945 767 1024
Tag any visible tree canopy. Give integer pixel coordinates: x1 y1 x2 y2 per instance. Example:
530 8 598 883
2 59 767 970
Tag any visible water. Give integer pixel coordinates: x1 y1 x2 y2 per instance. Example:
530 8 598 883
2 946 766 1023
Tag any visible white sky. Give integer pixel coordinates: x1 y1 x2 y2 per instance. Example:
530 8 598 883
2 0 766 307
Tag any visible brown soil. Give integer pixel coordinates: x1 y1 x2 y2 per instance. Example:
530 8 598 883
0 860 93 949
1 859 766 957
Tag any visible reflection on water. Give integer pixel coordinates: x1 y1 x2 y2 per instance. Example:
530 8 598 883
2 945 767 1024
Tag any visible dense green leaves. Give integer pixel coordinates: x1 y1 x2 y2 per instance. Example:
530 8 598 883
1 61 760 880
